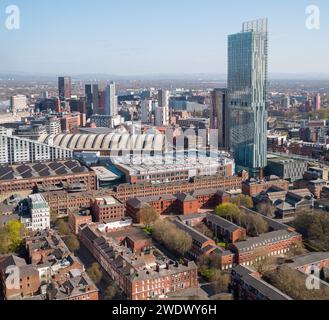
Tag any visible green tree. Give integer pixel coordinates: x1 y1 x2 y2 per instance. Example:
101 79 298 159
87 263 103 284
6 220 25 252
140 207 158 228
0 221 25 254
215 203 241 222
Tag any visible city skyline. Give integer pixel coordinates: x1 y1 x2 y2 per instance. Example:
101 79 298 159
0 0 328 75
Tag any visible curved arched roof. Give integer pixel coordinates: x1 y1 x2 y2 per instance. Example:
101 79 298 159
38 133 167 152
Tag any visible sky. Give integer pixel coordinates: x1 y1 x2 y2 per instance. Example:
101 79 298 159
0 0 328 76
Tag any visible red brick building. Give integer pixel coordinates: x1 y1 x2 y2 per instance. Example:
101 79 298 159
92 196 125 223
0 255 40 300
242 177 289 197
79 224 199 300
229 230 302 266
68 210 93 234
0 161 97 201
126 189 233 223
205 214 247 243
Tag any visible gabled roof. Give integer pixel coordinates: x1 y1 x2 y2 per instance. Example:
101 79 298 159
176 193 197 202
0 255 26 272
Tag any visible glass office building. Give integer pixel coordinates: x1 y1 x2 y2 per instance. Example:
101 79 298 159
228 19 268 175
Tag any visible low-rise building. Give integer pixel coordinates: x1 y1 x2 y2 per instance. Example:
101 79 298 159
0 255 40 300
79 224 199 300
205 214 246 243
229 230 302 266
286 252 329 274
92 196 125 223
231 265 292 300
242 176 289 197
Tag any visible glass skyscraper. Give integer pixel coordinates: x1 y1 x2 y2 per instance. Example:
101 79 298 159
228 19 268 175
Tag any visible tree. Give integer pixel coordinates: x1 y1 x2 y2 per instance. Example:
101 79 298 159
140 207 158 228
152 220 192 257
194 223 213 238
210 270 230 294
251 248 275 274
288 242 307 258
0 228 11 254
86 263 103 284
294 211 329 251
0 221 25 254
231 195 254 209
256 202 276 218
65 234 80 252
244 214 268 237
263 266 329 300
6 220 25 252
105 284 119 300
56 219 70 236
215 203 241 222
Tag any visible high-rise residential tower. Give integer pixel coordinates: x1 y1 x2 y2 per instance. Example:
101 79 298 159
228 18 268 176
58 76 72 101
85 84 93 118
156 90 170 126
92 84 100 114
314 94 321 111
210 88 229 149
105 82 118 117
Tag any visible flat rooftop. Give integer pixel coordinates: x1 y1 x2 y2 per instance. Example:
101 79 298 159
91 166 120 181
112 154 233 176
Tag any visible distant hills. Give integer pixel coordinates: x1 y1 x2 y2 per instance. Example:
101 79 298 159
0 71 329 81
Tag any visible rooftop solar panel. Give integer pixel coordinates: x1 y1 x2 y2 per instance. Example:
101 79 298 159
64 161 79 169
33 163 48 172
21 172 33 179
16 165 32 174
39 170 51 177
71 166 87 173
55 167 68 175
48 162 63 170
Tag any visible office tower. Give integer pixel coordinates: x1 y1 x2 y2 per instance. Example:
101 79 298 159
155 106 169 126
85 84 94 118
314 94 321 111
98 91 107 115
141 99 153 124
210 89 229 149
157 90 170 126
158 89 169 108
92 84 100 114
228 18 268 175
105 82 118 116
10 95 27 113
283 96 290 109
58 76 72 101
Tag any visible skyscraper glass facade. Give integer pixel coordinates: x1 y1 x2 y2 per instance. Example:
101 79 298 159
228 19 268 174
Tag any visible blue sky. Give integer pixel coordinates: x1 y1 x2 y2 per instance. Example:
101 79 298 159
0 0 328 75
